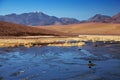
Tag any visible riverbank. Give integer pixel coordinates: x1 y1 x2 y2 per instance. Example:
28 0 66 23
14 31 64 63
0 35 120 47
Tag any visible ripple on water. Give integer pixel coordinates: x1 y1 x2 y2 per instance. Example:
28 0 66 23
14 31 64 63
0 44 120 80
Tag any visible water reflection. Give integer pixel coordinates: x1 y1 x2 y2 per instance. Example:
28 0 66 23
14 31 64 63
0 42 120 80
88 61 96 68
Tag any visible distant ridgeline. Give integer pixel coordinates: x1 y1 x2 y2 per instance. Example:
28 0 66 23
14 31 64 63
0 11 120 26
0 12 79 26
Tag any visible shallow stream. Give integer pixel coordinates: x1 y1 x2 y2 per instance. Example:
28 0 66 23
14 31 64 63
0 42 120 80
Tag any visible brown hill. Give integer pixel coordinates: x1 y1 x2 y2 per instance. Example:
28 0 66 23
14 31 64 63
37 23 120 35
0 21 69 36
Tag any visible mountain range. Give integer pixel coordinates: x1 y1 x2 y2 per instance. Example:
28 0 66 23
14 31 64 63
0 12 79 26
87 13 120 23
0 12 120 26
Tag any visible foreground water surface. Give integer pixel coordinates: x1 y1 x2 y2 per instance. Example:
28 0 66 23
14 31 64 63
0 42 120 80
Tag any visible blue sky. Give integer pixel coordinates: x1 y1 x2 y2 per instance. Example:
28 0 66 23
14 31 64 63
0 0 120 20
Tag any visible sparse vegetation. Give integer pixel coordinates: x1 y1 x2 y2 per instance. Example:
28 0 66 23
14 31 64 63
39 23 120 35
0 21 120 48
0 35 119 47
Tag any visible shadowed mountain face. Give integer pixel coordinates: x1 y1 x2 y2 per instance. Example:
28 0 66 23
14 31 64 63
87 13 120 23
0 12 79 26
60 18 80 25
0 12 120 26
112 13 120 23
88 14 112 23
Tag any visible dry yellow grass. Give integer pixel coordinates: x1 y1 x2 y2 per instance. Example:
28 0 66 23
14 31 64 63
37 23 120 35
0 37 85 47
0 35 120 47
78 35 120 42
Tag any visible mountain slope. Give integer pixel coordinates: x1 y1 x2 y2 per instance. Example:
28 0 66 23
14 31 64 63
38 23 120 35
0 12 79 26
112 12 120 23
0 21 69 36
0 12 120 26
59 18 80 24
88 14 112 23
87 13 120 23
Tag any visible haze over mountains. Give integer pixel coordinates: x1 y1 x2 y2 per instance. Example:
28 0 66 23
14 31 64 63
0 12 120 26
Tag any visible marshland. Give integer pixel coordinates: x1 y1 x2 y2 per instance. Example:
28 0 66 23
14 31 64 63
0 0 120 79
0 21 120 80
0 35 120 48
0 35 120 80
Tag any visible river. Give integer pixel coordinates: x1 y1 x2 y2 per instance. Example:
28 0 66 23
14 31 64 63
0 41 120 80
